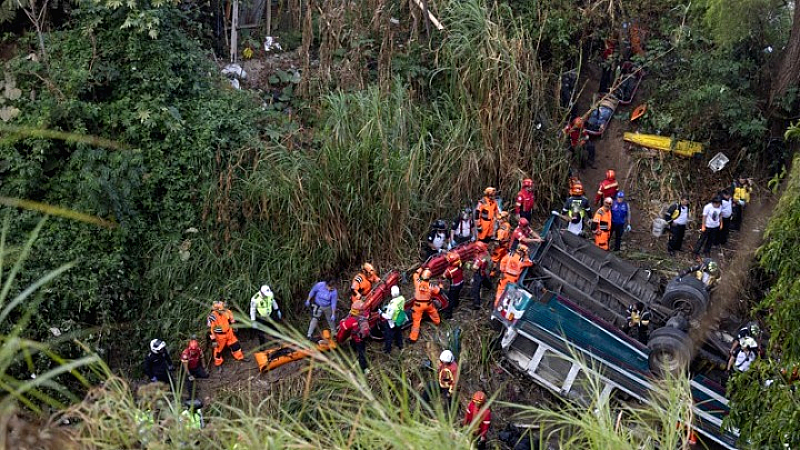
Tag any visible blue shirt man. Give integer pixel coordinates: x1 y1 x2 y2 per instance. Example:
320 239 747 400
305 279 339 338
610 191 630 251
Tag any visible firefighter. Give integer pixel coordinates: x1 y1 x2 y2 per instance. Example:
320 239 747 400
207 300 248 369
464 391 491 449
144 339 175 384
495 245 533 307
562 180 591 223
409 268 441 342
623 302 651 344
305 277 339 339
515 178 536 222
441 251 464 319
470 241 492 310
509 217 543 253
475 187 501 242
595 170 619 206
249 285 282 346
437 350 459 403
380 285 406 354
563 116 588 160
350 263 380 303
490 211 512 275
336 300 370 373
180 337 209 396
591 197 613 250
451 208 476 244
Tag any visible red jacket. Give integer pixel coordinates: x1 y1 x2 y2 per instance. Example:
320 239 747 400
472 253 490 278
515 189 535 215
336 315 365 343
464 400 491 438
509 226 532 249
564 119 588 148
595 178 619 205
444 265 464 286
180 347 203 370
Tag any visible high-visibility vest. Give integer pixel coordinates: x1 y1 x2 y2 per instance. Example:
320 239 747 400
251 292 274 318
208 309 233 334
180 409 204 429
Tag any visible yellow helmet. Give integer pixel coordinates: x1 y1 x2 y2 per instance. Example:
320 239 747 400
362 263 376 275
484 187 497 196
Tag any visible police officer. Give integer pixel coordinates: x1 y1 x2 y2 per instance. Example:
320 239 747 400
623 302 651 344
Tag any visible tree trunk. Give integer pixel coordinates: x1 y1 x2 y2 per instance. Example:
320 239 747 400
770 2 800 117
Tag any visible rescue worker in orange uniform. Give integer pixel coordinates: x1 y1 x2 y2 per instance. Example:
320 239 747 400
475 187 501 242
490 211 512 275
592 197 613 251
441 251 464 319
409 267 441 342
350 263 380 303
514 178 535 222
464 391 491 450
595 170 619 206
207 300 248 369
495 246 533 307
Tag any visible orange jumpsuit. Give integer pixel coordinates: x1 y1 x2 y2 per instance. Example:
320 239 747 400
490 219 512 275
207 308 244 366
592 207 612 250
409 270 441 342
350 271 379 302
475 197 500 241
495 252 532 307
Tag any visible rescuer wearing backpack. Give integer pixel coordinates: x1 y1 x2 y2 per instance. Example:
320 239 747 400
336 300 370 373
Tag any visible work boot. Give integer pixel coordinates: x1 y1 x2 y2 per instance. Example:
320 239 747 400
239 356 251 363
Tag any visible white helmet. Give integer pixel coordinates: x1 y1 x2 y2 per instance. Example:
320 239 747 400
150 339 166 353
260 285 273 297
741 337 758 349
439 350 454 364
390 285 400 298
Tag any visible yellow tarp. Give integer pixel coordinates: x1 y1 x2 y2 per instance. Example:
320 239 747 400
623 132 703 157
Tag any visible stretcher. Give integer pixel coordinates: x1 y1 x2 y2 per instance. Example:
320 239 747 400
585 96 619 137
254 329 337 372
623 132 703 157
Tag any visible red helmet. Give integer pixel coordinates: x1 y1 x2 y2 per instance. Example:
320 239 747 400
472 391 486 404
188 339 199 350
573 117 584 127
570 181 584 196
522 178 533 188
519 217 529 227
606 169 616 180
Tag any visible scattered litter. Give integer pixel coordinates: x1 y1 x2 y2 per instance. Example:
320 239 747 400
222 64 247 80
49 327 62 337
708 152 729 172
229 79 240 90
389 17 400 25
184 227 199 233
263 36 282 53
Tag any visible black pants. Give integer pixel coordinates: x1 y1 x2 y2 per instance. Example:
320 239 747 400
350 339 368 371
471 273 493 308
695 227 720 256
184 366 209 396
623 324 649 345
381 321 403 353
444 283 463 316
519 210 532 222
599 66 614 93
719 217 731 245
731 204 743 230
611 222 625 251
667 223 686 253
254 316 278 346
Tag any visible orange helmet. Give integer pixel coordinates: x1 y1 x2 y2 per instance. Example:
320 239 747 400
573 117 584 127
362 262 376 275
472 391 486 404
522 178 533 188
446 251 461 266
212 300 225 311
474 241 488 252
351 300 365 316
484 187 497 196
420 268 432 281
570 181 584 196
606 169 616 180
499 211 510 220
